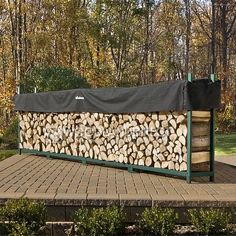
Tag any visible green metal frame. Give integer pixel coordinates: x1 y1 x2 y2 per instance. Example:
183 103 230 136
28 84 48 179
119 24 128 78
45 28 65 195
17 85 22 156
185 73 217 183
210 74 217 181
19 148 214 179
186 73 193 183
20 148 187 177
17 74 217 183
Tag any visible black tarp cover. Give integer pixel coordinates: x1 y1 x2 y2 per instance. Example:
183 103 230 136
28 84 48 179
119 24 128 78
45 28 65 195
14 79 221 113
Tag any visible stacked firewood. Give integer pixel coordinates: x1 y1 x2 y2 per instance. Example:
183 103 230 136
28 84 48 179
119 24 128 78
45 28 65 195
19 111 210 172
191 111 211 171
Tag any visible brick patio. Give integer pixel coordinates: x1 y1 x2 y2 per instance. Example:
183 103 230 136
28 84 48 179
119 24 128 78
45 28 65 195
0 154 235 222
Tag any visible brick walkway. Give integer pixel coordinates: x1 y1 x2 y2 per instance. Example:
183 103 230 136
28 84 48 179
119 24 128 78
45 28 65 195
0 154 235 221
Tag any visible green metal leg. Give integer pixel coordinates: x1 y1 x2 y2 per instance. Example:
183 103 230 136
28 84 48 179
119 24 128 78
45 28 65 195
18 116 21 156
82 159 87 165
186 176 191 184
186 73 193 184
209 74 216 182
128 165 134 173
210 175 214 182
187 118 192 186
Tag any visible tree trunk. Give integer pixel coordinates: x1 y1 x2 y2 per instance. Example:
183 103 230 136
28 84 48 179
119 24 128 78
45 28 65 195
211 0 216 74
184 0 191 77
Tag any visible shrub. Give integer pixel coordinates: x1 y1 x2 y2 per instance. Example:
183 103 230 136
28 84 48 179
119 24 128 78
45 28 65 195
74 207 90 236
74 206 125 236
21 65 90 93
138 206 178 236
1 117 18 149
188 208 231 235
0 198 47 236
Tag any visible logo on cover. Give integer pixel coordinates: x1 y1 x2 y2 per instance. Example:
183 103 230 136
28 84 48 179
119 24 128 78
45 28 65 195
75 96 84 100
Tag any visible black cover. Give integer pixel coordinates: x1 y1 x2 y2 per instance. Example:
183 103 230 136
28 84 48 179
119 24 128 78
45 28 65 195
14 79 221 113
186 79 221 110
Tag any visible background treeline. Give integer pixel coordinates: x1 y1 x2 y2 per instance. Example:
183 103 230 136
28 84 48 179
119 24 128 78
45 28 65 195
0 0 235 132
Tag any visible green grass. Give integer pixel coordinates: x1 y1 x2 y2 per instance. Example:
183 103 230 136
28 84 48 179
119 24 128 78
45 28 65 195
0 149 18 161
216 133 236 156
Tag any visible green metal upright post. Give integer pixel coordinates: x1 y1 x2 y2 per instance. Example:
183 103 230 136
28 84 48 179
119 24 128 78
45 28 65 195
210 74 216 181
186 73 193 183
17 86 22 155
18 120 21 155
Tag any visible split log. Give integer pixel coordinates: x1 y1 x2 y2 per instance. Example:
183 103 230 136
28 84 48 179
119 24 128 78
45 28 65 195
161 161 169 169
170 133 177 142
145 157 152 167
167 145 173 153
123 156 128 164
192 151 210 164
175 162 180 171
140 144 146 151
154 161 161 168
162 136 168 145
168 161 175 170
192 123 210 136
159 144 166 153
177 128 182 136
192 117 210 122
153 155 158 163
155 120 160 128
138 159 144 166
192 111 211 122
180 162 187 171
161 120 168 128
177 115 185 124
149 121 156 130
157 154 165 161
129 156 134 164
147 143 153 151
118 154 124 163
137 151 144 158
145 149 152 156
192 136 210 149
159 113 167 120
136 137 143 146
136 114 146 124
143 136 149 146
192 111 210 118
179 136 186 146
192 161 209 172
169 119 177 129
151 114 158 120
159 127 165 135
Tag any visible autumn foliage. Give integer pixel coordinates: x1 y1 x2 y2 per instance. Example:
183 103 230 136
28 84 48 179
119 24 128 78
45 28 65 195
0 0 235 132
